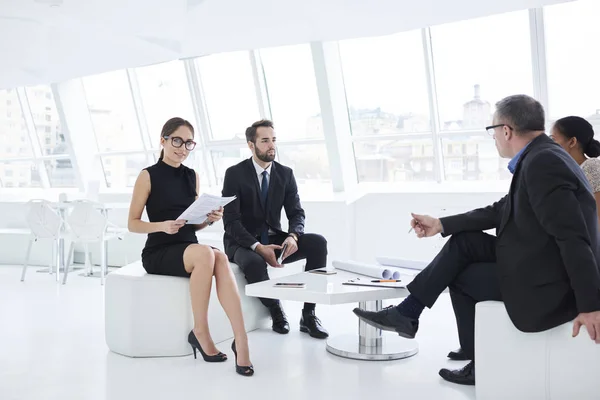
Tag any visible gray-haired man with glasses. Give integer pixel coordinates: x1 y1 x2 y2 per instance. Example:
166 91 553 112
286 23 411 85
354 94 600 385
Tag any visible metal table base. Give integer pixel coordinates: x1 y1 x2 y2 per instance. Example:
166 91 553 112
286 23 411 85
326 300 419 361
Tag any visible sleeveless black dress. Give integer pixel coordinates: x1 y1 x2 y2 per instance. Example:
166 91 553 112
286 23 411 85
141 160 199 277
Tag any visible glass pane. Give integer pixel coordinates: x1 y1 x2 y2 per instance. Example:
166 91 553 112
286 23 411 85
0 161 42 188
545 0 600 127
135 60 197 146
181 150 208 187
441 134 510 181
353 138 436 182
0 89 33 158
339 30 431 136
44 158 77 188
196 51 261 141
210 147 250 187
25 85 66 156
431 11 533 131
277 143 331 183
101 154 148 188
83 70 144 152
259 44 323 140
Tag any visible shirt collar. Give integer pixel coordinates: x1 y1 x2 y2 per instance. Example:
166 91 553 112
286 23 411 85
507 143 530 174
252 157 272 176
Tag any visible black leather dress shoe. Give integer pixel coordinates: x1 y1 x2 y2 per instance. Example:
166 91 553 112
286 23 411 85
439 361 475 385
352 306 419 339
299 310 329 339
269 304 290 334
447 348 468 361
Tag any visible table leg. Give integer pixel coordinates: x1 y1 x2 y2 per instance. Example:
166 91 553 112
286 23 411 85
325 300 419 361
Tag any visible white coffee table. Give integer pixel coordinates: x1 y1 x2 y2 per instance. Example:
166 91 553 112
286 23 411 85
245 269 419 361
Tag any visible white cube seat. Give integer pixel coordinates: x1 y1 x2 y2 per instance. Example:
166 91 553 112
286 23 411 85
475 300 600 399
105 260 303 358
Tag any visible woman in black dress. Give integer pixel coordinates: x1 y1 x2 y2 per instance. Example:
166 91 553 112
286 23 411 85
128 117 253 376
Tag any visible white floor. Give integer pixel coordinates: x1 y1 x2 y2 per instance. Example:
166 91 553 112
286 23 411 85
0 265 475 400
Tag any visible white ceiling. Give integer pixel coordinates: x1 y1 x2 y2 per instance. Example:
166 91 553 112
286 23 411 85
0 0 574 89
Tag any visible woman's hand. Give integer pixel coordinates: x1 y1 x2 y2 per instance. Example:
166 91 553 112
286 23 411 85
162 219 186 234
206 207 224 224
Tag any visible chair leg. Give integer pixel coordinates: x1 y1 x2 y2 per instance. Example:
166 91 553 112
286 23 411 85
84 244 91 276
62 241 75 285
100 239 107 286
55 239 63 283
50 241 56 275
20 238 35 282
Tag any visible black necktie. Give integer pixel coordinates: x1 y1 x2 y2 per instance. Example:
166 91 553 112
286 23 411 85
260 170 269 245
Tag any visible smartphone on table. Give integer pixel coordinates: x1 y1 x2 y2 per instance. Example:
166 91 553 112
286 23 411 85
274 282 305 288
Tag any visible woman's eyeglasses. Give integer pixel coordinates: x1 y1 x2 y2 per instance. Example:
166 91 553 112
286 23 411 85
165 136 196 151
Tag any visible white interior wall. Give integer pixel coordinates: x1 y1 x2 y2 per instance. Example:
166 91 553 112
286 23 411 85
0 191 504 268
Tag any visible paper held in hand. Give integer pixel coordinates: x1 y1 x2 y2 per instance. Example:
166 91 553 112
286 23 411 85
178 193 237 224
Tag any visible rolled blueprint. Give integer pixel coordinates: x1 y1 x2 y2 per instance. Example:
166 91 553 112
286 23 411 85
375 257 427 271
332 260 401 279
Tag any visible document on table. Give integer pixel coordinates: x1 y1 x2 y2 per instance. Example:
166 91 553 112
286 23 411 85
178 193 237 224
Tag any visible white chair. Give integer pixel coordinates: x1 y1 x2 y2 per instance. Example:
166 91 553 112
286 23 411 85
20 200 64 282
475 301 600 399
62 200 125 285
105 261 270 357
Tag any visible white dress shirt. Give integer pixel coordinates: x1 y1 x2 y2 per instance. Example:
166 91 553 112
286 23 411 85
251 158 273 251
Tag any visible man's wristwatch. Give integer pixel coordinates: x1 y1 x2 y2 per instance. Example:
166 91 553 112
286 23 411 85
288 233 298 242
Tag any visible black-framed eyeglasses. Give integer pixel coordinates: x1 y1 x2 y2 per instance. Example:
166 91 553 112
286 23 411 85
485 124 513 136
165 136 196 151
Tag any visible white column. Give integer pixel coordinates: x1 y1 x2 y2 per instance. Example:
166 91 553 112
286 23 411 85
529 8 550 118
310 41 357 193
183 58 217 188
422 28 444 183
52 80 104 193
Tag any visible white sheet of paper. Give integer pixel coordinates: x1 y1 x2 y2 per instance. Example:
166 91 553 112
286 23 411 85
178 193 237 224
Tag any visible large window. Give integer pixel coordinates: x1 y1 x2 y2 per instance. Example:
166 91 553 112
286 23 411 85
278 144 331 183
259 44 323 140
83 70 144 152
25 85 77 188
431 11 534 131
210 146 250 186
545 0 600 129
0 161 42 188
0 89 32 159
196 51 261 141
339 30 431 136
353 138 436 183
101 153 147 189
429 10 532 182
135 60 197 145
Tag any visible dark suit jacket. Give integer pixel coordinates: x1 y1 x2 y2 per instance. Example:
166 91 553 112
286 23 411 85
221 158 305 260
441 134 600 332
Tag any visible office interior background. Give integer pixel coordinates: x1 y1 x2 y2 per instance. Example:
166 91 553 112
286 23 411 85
1 0 598 399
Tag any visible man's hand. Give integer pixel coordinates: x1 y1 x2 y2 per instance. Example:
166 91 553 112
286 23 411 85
572 311 600 343
256 244 283 267
410 213 443 238
281 236 298 261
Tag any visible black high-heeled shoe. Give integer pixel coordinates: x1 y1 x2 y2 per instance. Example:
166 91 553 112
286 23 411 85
188 330 227 362
231 340 254 376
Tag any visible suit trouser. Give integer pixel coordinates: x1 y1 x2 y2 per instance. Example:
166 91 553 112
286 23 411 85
407 231 502 360
233 233 328 309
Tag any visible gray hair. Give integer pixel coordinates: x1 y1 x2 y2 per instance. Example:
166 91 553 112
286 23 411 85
495 95 545 135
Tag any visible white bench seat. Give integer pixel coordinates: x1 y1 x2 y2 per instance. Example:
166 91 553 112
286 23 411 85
105 259 303 358
475 301 600 399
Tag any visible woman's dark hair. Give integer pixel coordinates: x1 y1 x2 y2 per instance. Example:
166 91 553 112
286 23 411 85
159 117 195 161
553 116 600 158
